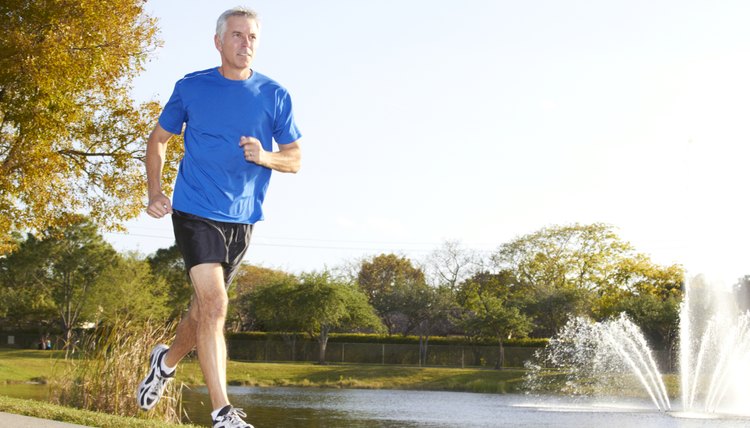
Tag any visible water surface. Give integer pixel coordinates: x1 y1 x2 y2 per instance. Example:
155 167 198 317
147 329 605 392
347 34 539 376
183 386 750 428
3 384 750 428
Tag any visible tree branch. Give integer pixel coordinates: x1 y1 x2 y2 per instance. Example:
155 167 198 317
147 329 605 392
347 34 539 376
58 149 120 158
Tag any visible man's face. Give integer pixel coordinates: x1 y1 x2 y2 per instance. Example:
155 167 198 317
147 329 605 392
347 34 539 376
215 16 260 70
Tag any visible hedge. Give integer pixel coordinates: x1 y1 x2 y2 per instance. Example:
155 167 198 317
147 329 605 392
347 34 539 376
227 331 548 348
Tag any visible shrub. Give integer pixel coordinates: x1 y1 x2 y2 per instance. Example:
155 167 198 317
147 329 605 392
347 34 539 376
50 319 183 423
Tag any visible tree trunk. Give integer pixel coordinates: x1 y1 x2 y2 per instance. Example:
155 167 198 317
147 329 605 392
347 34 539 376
419 335 430 366
281 333 297 361
63 325 74 359
418 335 423 366
317 327 329 365
495 338 505 370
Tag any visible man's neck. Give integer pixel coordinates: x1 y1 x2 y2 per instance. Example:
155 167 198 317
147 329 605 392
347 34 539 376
219 66 252 81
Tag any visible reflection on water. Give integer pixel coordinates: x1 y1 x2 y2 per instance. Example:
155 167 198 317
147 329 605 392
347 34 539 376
0 383 51 401
184 386 509 427
4 384 750 427
185 387 750 428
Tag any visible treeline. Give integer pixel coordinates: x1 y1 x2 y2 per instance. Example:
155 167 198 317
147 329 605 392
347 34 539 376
0 217 688 367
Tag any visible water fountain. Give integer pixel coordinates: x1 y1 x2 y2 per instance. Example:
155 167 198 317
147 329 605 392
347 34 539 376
526 274 750 416
679 274 750 415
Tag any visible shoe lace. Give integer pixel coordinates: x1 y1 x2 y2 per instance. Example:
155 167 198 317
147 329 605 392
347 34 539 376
147 370 172 398
223 407 248 425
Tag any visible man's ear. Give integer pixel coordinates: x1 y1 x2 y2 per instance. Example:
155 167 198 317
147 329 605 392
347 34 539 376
214 34 222 52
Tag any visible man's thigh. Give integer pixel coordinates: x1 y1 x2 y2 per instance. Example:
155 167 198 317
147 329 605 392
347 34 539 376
188 263 226 301
172 210 253 288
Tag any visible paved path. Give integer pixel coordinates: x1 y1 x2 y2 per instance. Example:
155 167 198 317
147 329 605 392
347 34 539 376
0 412 91 427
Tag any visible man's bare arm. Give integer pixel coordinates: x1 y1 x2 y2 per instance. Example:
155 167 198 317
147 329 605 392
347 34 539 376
240 137 301 173
145 124 175 218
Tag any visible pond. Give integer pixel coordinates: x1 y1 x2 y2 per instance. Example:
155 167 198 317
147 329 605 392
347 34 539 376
2 383 750 427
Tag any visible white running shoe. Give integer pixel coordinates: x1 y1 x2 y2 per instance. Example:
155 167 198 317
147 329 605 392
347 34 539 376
137 344 174 410
213 405 255 428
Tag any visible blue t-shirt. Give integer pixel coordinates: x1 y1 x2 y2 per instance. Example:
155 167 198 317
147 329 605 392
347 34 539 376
159 68 302 224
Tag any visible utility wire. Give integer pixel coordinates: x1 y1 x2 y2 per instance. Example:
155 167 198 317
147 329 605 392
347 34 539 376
103 231 442 252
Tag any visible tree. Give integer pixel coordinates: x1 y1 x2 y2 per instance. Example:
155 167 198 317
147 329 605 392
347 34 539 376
147 245 191 320
0 0 181 253
92 252 171 324
253 271 383 364
0 233 57 328
0 217 117 353
246 275 298 331
357 253 426 334
492 223 633 336
455 271 533 369
593 254 683 351
424 240 483 291
399 284 456 366
229 265 296 331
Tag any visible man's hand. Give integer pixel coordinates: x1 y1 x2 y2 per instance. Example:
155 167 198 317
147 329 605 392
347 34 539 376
240 136 301 173
240 136 265 165
147 193 173 218
145 124 175 219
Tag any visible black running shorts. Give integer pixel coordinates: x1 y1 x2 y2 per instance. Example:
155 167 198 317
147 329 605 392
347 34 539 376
172 209 253 288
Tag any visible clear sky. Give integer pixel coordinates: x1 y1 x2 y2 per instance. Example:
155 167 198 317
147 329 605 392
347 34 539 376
108 0 750 282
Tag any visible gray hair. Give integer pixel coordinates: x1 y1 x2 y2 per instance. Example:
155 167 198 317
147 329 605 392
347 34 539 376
216 7 259 39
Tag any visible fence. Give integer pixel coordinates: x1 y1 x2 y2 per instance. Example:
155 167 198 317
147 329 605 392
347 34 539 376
0 330 673 372
0 330 537 368
227 337 539 368
0 331 55 349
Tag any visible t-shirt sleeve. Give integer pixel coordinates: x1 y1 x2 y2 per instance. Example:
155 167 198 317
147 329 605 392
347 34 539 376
273 90 302 145
158 82 187 135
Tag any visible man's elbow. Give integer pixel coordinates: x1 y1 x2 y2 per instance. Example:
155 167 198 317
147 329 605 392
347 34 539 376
287 149 301 173
277 144 301 173
288 158 301 173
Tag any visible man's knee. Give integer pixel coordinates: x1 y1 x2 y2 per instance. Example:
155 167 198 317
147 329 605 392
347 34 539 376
197 293 228 321
188 263 228 322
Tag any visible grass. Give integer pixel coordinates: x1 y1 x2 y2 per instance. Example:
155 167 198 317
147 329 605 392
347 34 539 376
0 395 200 428
2 348 678 396
0 349 70 384
177 358 529 393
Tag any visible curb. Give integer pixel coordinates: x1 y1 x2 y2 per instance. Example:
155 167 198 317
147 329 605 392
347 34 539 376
0 412 92 427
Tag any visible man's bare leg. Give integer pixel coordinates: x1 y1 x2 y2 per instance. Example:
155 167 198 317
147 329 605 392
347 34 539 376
162 303 198 368
174 263 230 411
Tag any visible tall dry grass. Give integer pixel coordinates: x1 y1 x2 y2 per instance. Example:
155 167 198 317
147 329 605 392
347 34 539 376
50 318 184 424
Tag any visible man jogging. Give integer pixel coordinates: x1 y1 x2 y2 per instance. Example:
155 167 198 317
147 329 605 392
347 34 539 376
137 7 301 428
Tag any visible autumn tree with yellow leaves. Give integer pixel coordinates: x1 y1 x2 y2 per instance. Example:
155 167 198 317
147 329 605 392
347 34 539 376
0 0 181 253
